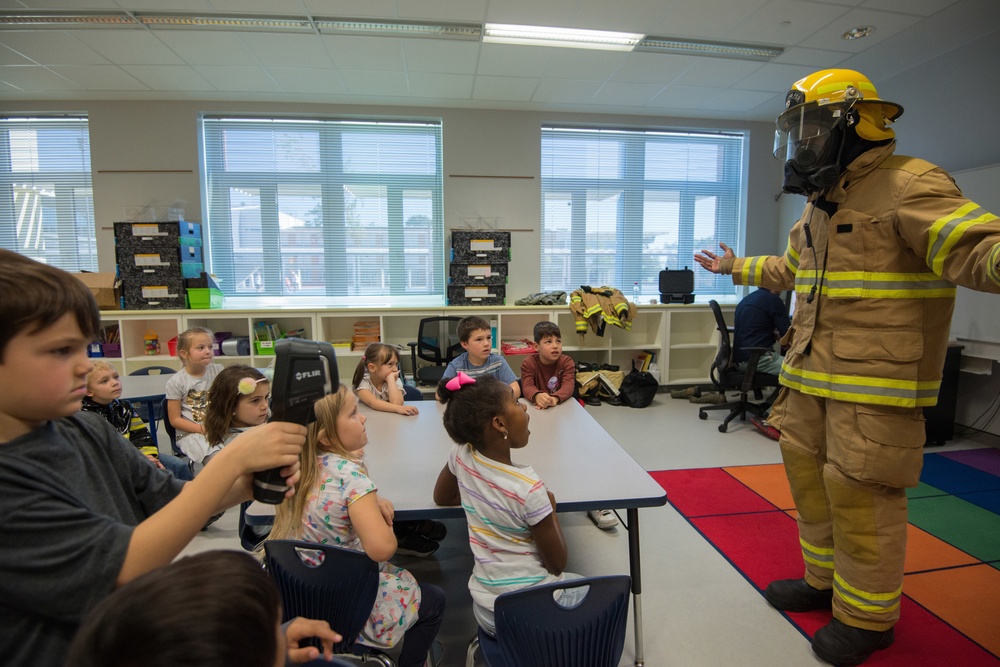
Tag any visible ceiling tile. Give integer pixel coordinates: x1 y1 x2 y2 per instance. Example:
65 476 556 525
542 49 626 81
724 0 851 45
733 62 818 92
652 84 777 114
321 35 404 71
800 7 923 51
338 69 408 95
673 58 764 88
395 0 487 22
238 32 333 68
267 67 346 95
611 53 690 85
193 65 280 92
406 72 474 98
115 0 214 9
532 78 603 105
591 81 664 106
49 65 148 90
484 0 579 27
402 40 480 75
302 0 398 17
772 46 852 67
152 31 256 66
860 0 960 16
0 31 110 66
120 65 216 91
472 75 538 102
0 65 81 91
69 30 186 65
657 0 771 39
476 43 553 78
568 1 664 32
197 0 308 13
0 44 37 66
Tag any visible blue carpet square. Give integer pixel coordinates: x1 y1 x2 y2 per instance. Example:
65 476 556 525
920 454 1000 495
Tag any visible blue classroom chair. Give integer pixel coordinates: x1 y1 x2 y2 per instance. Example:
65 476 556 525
466 575 632 667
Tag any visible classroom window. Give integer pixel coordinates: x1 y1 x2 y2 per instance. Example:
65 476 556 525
201 117 444 304
0 117 96 271
540 126 745 296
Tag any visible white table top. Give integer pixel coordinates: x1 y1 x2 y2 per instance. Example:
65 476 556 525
251 398 666 521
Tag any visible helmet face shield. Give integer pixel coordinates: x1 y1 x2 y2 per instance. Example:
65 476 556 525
773 101 852 161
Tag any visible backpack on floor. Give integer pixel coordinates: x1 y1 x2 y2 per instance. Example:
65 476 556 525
620 362 659 408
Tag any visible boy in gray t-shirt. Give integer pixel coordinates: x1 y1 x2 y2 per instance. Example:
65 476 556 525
0 249 308 667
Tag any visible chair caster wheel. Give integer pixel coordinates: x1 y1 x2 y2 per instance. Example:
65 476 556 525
718 424 728 433
699 411 707 420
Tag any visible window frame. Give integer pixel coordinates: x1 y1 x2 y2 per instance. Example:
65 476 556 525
200 115 445 307
540 125 746 298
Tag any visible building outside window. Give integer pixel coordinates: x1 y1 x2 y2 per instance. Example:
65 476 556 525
540 126 745 298
0 116 96 272
201 116 444 305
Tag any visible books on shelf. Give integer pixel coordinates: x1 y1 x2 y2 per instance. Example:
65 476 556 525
632 351 654 372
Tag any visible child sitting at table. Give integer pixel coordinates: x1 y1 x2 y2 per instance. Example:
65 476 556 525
261 385 445 667
67 550 347 667
352 343 418 416
203 365 271 463
519 321 619 530
166 327 224 466
519 321 576 410
432 373 583 635
81 361 192 480
437 316 520 400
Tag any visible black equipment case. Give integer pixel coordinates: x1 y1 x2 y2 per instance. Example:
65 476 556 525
659 267 695 304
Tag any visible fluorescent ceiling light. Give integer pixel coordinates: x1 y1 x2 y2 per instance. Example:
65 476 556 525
483 23 643 51
637 36 783 60
315 19 481 40
0 12 137 27
136 15 313 32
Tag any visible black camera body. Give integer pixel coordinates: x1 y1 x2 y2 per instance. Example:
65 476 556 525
253 338 339 504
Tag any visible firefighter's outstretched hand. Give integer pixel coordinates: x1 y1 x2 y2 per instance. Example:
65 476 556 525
694 243 735 274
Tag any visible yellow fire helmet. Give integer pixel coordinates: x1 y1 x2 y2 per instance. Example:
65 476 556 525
774 68 904 159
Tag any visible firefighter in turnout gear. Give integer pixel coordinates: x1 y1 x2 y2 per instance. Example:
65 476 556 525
695 69 1000 666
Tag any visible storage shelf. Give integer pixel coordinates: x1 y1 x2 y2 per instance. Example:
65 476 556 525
99 303 723 384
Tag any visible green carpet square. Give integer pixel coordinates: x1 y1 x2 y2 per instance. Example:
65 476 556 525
909 495 1000 562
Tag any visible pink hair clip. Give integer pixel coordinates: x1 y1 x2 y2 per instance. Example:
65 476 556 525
445 371 476 392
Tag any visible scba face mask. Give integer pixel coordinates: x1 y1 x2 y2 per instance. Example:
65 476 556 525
774 102 853 195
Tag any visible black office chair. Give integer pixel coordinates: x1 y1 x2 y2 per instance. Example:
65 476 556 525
264 540 394 666
698 300 780 433
407 316 462 387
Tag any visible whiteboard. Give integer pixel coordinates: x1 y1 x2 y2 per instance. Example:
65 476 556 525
950 164 1000 350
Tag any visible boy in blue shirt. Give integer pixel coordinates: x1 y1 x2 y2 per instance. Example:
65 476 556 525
438 316 520 400
0 249 307 667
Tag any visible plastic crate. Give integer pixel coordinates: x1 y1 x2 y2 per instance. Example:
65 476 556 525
100 342 121 358
187 287 224 309
254 340 276 355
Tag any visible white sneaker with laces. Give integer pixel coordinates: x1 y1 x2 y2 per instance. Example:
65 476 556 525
588 509 619 530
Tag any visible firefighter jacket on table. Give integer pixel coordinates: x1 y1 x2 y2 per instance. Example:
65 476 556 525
569 286 637 337
718 140 1000 632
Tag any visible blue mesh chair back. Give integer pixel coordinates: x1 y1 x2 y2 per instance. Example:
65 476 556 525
160 397 185 458
264 539 381 658
481 575 631 667
127 366 174 446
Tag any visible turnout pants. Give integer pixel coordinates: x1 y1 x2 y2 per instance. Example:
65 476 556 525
768 388 926 631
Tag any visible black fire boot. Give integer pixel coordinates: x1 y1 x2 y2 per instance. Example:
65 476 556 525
764 578 833 612
812 618 894 666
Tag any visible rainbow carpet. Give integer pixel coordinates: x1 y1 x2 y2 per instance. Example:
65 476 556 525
651 448 1000 666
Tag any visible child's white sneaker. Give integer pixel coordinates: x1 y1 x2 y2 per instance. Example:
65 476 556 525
588 509 619 530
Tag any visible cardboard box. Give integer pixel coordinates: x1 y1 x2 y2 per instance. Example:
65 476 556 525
71 272 122 310
451 230 511 263
447 284 506 306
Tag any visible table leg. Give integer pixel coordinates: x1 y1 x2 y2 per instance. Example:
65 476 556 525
627 507 645 667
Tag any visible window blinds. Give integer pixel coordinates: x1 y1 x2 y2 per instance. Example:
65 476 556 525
0 116 96 272
540 126 745 297
201 116 444 304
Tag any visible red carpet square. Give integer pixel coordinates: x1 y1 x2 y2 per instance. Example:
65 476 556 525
649 468 774 517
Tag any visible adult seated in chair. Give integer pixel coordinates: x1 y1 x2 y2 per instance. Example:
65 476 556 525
734 287 790 378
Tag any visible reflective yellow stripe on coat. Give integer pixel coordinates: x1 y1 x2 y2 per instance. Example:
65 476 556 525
793 271 956 299
780 362 941 408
